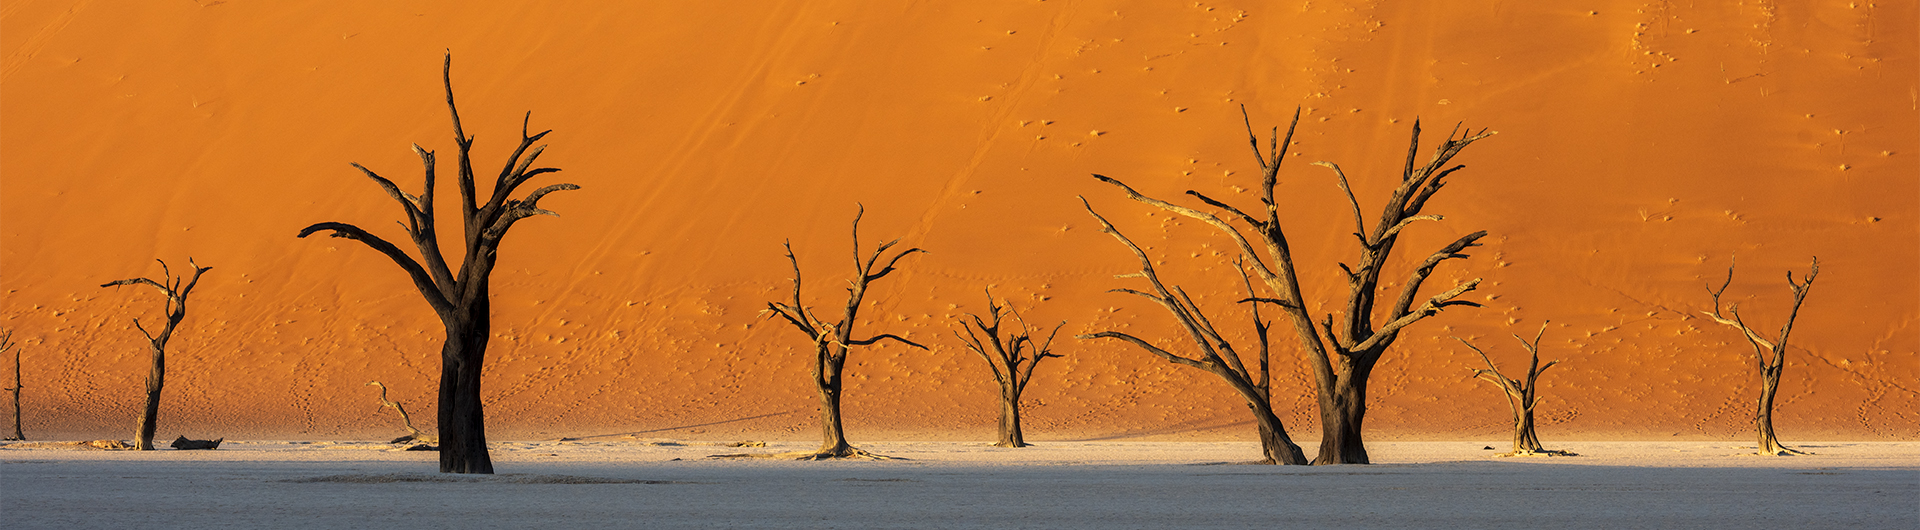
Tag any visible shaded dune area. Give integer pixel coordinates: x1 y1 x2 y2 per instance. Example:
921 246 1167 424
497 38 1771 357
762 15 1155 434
1 1 1913 442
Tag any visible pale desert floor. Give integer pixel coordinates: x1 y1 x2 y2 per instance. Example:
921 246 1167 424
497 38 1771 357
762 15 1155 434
3 440 1914 529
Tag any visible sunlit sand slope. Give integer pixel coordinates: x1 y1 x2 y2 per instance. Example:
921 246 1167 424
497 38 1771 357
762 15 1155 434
1 1 1913 441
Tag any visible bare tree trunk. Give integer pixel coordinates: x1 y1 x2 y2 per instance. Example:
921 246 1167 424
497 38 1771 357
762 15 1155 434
1514 405 1542 453
997 384 1025 447
1756 363 1788 455
1314 374 1371 465
814 349 854 456
133 344 165 451
437 317 492 473
1245 390 1306 465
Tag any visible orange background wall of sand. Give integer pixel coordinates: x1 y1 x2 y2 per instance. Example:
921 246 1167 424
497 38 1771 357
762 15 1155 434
2 1 1913 442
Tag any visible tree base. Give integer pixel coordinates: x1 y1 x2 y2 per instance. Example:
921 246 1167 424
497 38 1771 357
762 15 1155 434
1755 446 1809 456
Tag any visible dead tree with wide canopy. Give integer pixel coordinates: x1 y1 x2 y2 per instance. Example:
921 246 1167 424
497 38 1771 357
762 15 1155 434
102 258 212 451
1077 205 1309 465
1088 106 1490 464
298 54 579 473
762 207 925 459
1701 256 1818 456
1455 322 1571 457
951 291 1064 448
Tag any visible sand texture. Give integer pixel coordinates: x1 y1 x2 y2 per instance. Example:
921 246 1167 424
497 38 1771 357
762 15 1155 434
1 1 1914 443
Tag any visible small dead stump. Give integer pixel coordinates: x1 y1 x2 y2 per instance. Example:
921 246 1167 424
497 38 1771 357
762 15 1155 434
170 436 222 450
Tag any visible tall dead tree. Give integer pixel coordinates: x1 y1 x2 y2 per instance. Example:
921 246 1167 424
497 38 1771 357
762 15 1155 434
298 54 579 473
952 291 1064 448
1088 107 1490 464
1455 322 1570 457
1076 209 1309 465
102 258 212 451
1702 256 1818 456
764 207 925 459
3 329 21 441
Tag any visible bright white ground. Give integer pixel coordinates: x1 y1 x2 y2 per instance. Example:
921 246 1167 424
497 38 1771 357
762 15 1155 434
4 440 1915 529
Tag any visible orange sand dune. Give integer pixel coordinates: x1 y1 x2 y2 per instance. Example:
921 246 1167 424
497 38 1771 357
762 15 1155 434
2 1 1913 443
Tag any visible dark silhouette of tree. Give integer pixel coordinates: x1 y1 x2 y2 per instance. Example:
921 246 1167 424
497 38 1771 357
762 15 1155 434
1702 256 1818 456
298 54 579 473
762 207 925 459
101 258 211 451
1455 322 1573 457
1087 106 1490 464
951 291 1063 447
3 329 21 441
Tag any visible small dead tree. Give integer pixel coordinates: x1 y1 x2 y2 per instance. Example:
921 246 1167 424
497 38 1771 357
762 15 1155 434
1702 256 1818 456
1078 204 1309 465
367 381 432 444
3 329 21 441
298 54 579 473
951 291 1064 448
1089 106 1490 464
102 258 212 451
1455 322 1571 457
763 207 925 459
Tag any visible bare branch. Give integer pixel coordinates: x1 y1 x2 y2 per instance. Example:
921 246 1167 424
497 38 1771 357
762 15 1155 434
349 163 425 231
1089 177 1276 282
298 222 454 315
1077 331 1209 370
1387 231 1488 321
848 333 927 350
1355 278 1481 353
1316 162 1370 243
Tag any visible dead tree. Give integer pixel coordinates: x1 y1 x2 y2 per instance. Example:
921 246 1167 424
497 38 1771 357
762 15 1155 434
1088 107 1490 464
951 291 1064 448
3 329 21 441
1078 203 1309 465
367 381 432 444
1702 256 1818 456
298 54 579 473
1455 322 1571 457
102 258 212 451
763 207 925 459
